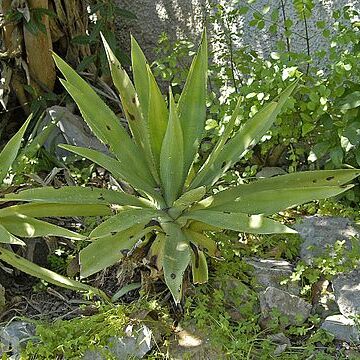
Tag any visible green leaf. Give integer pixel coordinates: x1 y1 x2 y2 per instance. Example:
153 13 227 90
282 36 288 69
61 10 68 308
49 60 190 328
102 35 152 159
177 30 208 182
111 282 141 302
90 208 161 238
131 36 150 122
162 222 191 303
0 247 108 300
173 186 206 209
4 186 149 208
191 80 298 188
148 232 166 271
182 210 296 234
0 203 111 218
205 185 354 215
337 91 360 110
52 53 155 188
1 215 85 240
80 225 148 278
200 169 360 210
0 224 25 245
59 145 162 204
191 248 208 284
0 116 31 184
147 65 169 171
185 229 220 258
160 90 184 206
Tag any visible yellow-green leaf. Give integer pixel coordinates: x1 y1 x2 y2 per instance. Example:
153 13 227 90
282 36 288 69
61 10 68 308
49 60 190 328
177 30 208 182
0 203 111 218
1 215 85 240
60 145 162 204
191 248 208 284
0 224 25 245
4 186 149 208
201 169 360 211
80 224 148 278
162 222 191 304
0 116 31 184
0 247 108 300
147 65 169 171
160 90 184 206
182 210 296 234
90 208 161 238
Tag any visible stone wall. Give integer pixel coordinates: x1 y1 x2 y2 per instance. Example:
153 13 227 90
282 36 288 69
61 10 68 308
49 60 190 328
115 0 359 62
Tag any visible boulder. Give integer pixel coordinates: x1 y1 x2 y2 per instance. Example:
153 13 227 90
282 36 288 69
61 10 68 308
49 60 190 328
0 321 35 359
245 258 299 295
37 106 109 160
321 315 360 344
332 269 360 318
294 216 359 265
259 287 312 326
83 325 153 360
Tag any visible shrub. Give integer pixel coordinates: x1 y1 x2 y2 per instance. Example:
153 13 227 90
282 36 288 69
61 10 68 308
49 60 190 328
4 31 359 303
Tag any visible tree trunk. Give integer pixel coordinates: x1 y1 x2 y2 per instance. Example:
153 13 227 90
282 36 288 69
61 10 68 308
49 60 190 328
23 0 56 92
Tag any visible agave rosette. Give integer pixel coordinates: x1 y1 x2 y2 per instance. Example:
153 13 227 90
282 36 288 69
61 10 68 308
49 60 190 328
4 31 359 303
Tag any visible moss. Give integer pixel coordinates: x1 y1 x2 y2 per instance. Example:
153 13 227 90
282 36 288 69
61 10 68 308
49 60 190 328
21 304 129 359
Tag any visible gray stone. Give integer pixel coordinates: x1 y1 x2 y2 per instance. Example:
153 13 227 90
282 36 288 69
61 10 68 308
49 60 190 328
267 333 291 356
245 258 299 295
333 269 360 318
37 106 109 160
321 315 360 344
0 321 36 360
294 216 359 265
83 325 153 360
259 287 312 326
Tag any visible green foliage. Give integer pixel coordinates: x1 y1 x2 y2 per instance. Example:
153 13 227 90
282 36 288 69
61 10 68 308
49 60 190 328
284 239 360 298
22 304 129 359
72 1 136 72
153 2 360 190
0 117 107 299
5 31 359 305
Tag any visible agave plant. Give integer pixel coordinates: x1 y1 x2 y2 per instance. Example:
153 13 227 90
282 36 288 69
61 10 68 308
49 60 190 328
0 118 107 299
3 31 359 303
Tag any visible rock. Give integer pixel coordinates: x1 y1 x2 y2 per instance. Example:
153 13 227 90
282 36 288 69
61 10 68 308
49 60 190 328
256 167 287 178
259 287 312 326
168 325 223 360
321 315 360 344
214 275 259 321
0 321 36 359
83 325 153 360
313 291 339 319
267 333 291 356
333 269 360 318
245 258 299 295
294 216 359 265
37 106 109 159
